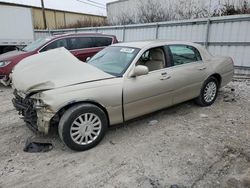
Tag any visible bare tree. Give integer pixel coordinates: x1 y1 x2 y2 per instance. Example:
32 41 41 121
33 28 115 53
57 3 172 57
240 0 250 13
113 12 135 25
175 0 210 19
107 0 250 26
213 0 250 16
137 0 173 23
55 18 106 29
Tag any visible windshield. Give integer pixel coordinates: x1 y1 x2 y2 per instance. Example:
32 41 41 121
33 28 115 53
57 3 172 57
23 37 52 52
88 46 140 76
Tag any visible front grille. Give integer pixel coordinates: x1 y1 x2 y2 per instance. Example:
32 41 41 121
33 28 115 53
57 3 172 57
12 90 38 131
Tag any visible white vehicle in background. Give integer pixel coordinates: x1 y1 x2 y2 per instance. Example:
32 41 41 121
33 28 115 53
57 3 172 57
0 4 34 54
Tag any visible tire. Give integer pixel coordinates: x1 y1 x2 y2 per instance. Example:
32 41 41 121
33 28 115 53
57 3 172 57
58 103 108 151
195 77 219 107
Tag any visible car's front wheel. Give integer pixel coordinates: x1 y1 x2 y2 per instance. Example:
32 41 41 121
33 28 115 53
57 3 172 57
58 103 108 151
195 77 219 106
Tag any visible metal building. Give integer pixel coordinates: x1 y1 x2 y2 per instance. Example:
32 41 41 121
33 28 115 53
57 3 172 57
0 2 106 29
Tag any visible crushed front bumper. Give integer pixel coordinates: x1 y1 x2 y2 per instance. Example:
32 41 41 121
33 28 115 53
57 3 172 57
12 90 54 134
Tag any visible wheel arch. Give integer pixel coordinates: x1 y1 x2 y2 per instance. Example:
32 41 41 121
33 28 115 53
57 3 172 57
54 100 110 126
208 73 222 88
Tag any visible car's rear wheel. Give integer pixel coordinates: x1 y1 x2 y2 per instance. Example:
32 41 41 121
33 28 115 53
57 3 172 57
58 103 108 151
195 77 219 106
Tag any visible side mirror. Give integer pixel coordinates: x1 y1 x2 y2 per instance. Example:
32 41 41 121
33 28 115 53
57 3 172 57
131 65 149 77
86 57 91 62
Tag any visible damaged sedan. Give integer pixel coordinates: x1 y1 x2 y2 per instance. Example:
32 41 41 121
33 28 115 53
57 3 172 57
12 41 234 151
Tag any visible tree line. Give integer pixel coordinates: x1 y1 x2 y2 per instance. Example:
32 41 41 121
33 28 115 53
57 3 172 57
109 0 250 25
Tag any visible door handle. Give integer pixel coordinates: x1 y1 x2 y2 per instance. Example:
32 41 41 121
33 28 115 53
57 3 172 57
160 72 171 80
198 67 207 70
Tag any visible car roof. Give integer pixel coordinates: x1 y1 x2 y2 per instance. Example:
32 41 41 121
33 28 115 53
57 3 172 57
111 40 212 61
111 40 202 49
50 33 116 40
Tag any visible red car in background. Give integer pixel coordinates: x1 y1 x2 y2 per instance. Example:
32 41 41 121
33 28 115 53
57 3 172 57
0 33 118 85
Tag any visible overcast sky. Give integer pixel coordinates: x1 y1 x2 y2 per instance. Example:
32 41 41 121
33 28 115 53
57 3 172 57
0 0 117 16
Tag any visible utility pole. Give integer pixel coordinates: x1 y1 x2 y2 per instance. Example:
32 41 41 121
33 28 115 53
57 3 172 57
41 0 47 29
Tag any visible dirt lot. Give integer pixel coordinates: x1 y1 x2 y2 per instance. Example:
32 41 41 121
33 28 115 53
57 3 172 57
0 80 250 188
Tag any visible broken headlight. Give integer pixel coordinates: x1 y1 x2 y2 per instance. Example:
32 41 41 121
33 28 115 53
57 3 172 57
30 93 47 109
33 99 47 109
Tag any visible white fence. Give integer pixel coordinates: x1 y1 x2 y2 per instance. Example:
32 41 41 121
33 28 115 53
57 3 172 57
35 15 250 75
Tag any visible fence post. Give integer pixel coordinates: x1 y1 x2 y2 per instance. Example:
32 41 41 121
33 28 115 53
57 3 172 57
122 25 126 42
204 18 211 48
155 23 159 39
48 29 52 36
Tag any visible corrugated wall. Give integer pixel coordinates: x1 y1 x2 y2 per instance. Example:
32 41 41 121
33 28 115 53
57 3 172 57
55 11 65 28
32 8 106 29
45 10 56 29
34 15 250 74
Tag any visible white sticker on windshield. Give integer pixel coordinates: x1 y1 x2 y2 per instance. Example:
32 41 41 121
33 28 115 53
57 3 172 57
120 48 135 53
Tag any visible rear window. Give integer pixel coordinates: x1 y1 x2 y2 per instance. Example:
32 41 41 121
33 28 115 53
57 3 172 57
93 37 113 47
169 45 202 66
68 37 94 50
68 36 113 50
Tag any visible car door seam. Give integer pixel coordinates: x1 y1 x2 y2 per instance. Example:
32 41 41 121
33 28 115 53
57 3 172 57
122 88 125 122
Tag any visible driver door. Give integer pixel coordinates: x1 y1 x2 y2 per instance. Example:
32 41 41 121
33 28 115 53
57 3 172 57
123 47 175 121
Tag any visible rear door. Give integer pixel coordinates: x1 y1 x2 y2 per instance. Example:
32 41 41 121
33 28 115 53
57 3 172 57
165 44 209 104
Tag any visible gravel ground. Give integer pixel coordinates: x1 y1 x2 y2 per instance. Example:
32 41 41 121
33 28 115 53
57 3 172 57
0 80 250 188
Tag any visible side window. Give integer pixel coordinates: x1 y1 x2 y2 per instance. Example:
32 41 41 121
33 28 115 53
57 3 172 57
40 39 68 52
68 37 94 50
92 37 113 47
169 45 202 66
137 47 166 72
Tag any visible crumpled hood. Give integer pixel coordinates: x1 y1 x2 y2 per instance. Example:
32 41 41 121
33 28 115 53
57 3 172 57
12 47 114 94
0 50 26 61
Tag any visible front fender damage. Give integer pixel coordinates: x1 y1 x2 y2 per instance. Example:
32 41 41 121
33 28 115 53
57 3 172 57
36 108 55 134
12 90 55 134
